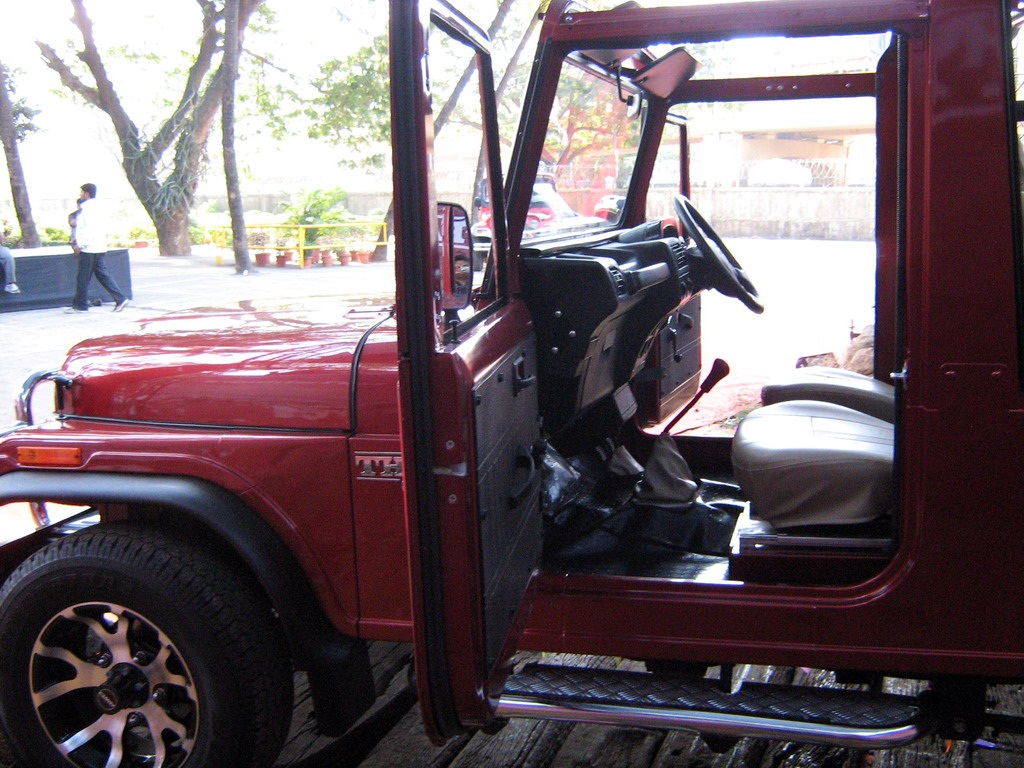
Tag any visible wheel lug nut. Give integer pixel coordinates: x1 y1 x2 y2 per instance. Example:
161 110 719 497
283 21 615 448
94 653 112 668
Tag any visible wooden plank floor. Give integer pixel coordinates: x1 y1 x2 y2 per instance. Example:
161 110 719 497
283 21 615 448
0 640 1020 766
275 643 1024 768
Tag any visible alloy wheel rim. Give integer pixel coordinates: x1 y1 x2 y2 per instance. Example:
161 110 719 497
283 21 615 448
29 602 198 767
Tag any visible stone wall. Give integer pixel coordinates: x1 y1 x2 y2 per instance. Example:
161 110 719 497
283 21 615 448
195 187 878 243
653 187 875 241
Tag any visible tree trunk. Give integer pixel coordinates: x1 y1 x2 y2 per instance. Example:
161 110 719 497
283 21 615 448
223 0 252 273
0 62 40 247
372 202 393 262
154 216 193 257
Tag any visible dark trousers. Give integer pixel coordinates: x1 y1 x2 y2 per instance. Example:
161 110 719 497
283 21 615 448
73 251 126 310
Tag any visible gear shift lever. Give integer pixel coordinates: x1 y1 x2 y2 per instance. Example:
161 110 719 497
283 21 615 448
660 358 730 436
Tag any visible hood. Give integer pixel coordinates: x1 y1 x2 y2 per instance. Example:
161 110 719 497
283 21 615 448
61 298 397 432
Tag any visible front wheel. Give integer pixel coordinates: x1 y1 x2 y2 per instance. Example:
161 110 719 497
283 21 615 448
0 524 293 768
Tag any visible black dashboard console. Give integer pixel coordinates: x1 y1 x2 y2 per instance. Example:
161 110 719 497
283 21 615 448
521 232 698 434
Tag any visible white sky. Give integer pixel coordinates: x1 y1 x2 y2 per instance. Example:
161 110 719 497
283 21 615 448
4 1 360 71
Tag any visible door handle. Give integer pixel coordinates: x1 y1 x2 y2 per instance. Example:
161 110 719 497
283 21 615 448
508 446 537 508
512 355 536 396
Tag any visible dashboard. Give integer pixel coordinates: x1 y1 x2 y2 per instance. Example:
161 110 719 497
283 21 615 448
521 224 700 435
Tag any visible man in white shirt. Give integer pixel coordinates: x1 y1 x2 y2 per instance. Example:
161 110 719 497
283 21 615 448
66 183 129 313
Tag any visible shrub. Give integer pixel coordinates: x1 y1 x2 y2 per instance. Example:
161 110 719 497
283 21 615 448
280 188 349 244
189 225 209 245
41 226 71 245
129 225 157 242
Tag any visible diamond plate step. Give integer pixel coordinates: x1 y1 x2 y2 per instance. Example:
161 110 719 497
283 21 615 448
497 664 929 748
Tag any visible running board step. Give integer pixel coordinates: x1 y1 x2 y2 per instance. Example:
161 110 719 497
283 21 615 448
497 664 929 748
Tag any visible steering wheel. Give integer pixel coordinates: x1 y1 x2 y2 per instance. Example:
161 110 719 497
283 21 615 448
674 195 764 314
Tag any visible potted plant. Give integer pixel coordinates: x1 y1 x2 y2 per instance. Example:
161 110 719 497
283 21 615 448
315 234 344 268
280 189 349 267
354 240 375 264
250 231 272 267
129 226 156 250
275 236 296 267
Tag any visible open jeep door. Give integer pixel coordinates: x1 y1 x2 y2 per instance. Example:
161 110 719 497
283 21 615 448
390 0 543 739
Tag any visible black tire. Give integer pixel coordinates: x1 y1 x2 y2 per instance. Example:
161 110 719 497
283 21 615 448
0 524 293 768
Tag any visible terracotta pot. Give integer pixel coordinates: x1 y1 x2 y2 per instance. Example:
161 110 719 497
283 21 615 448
255 252 272 267
337 250 351 266
321 251 334 266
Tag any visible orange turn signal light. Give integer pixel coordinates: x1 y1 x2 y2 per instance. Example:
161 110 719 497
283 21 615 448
17 446 83 467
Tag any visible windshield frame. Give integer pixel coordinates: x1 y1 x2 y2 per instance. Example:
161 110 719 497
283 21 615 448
503 0 926 259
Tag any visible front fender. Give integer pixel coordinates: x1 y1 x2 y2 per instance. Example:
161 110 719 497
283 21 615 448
0 470 343 670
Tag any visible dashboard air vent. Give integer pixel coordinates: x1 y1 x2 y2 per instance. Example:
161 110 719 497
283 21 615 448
669 240 692 288
609 267 628 296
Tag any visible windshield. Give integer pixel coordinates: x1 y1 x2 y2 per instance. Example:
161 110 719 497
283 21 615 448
520 28 889 246
526 59 641 241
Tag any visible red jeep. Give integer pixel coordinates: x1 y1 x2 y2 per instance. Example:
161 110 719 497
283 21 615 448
2 0 1024 765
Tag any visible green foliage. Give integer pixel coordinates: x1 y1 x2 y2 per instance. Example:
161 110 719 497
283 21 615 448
0 223 19 248
12 99 39 142
340 222 383 244
129 225 157 242
41 227 71 246
280 188 350 243
305 35 391 169
230 5 306 142
1 66 40 142
189 224 209 245
242 56 303 142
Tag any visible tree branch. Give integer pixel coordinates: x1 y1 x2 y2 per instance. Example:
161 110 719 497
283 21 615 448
69 0 140 148
35 42 102 108
156 0 263 214
182 0 261 152
148 0 220 158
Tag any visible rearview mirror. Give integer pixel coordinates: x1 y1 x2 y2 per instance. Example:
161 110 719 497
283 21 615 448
438 202 473 311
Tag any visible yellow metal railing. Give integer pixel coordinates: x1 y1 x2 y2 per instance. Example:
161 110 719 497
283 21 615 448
211 222 388 268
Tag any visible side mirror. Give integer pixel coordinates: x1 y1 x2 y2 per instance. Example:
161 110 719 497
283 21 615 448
437 202 473 311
